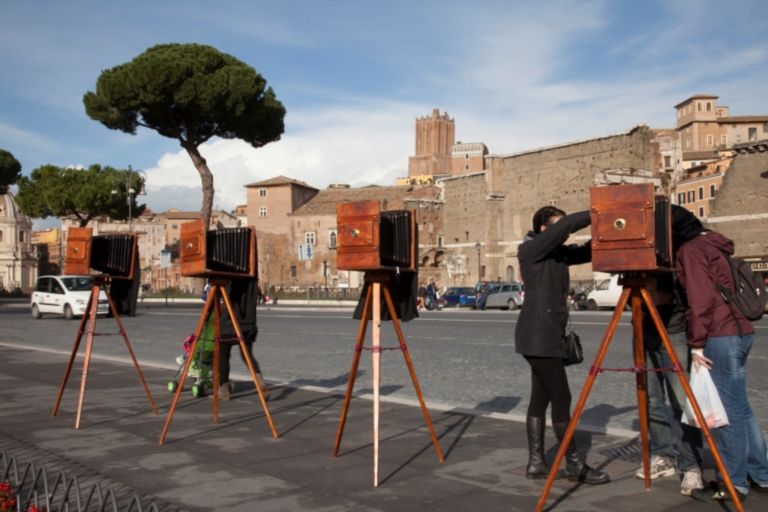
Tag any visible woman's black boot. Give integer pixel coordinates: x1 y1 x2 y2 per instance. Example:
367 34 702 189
553 421 610 485
526 416 549 479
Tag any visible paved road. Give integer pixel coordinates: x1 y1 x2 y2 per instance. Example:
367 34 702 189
2 302 767 435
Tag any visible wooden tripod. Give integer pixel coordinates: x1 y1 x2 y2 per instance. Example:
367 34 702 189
158 280 278 444
535 274 743 512
333 271 444 487
52 276 158 429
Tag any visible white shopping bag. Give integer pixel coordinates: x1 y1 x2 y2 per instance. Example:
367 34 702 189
682 366 729 429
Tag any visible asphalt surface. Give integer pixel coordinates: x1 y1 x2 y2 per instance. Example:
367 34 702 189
4 345 768 511
2 301 768 436
2 299 768 510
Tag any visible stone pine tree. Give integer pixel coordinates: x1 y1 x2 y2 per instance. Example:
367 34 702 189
15 164 145 227
83 43 286 228
0 149 22 194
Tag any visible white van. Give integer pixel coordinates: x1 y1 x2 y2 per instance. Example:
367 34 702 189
30 275 109 319
586 274 623 310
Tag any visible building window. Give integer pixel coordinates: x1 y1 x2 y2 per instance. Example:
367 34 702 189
259 207 267 217
259 188 267 197
678 193 685 205
290 265 297 278
707 102 712 112
697 102 702 112
465 164 469 170
0 230 3 242
305 231 316 246
664 155 672 168
764 122 768 133
172 224 178 229
749 127 757 141
328 230 337 249
465 154 469 160
698 206 705 217
710 184 716 198
437 236 444 248
688 191 695 203
18 231 24 243
698 186 704 200
721 134 727 145
706 134 714 146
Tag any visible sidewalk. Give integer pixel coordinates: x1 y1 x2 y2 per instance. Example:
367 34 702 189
0 346 762 511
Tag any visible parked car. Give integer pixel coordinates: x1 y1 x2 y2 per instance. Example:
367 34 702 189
441 287 477 308
30 275 109 319
484 282 525 311
586 275 623 310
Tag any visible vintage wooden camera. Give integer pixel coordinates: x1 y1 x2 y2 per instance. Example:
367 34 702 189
179 218 257 278
590 183 672 273
64 227 138 279
336 200 416 272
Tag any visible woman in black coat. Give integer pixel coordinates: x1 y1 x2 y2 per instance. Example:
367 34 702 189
515 206 608 485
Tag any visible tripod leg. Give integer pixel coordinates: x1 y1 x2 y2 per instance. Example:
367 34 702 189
640 288 744 512
631 289 651 490
75 283 102 429
106 291 158 415
535 286 631 512
333 284 373 456
372 282 381 487
52 287 93 417
212 293 221 424
382 286 444 463
159 291 216 445
220 285 279 439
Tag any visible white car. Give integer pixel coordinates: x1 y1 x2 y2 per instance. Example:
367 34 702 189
586 274 623 310
31 275 109 319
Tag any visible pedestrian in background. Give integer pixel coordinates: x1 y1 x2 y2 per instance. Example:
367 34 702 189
515 205 608 485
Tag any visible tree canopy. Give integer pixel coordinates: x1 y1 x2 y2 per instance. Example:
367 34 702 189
0 149 22 194
15 164 146 227
83 43 286 227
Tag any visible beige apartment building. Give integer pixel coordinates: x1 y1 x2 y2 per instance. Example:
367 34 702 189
675 94 768 154
675 158 732 218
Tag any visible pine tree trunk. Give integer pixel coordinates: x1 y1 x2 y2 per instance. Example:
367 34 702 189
184 143 214 229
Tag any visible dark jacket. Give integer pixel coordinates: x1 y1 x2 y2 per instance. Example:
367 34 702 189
515 211 591 357
219 278 259 344
676 231 754 348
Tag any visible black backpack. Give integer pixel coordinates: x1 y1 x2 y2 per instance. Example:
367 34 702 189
716 251 766 321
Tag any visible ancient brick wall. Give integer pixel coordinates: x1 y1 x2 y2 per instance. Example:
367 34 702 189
706 145 768 259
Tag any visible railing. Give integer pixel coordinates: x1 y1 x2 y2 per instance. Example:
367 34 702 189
1 451 175 512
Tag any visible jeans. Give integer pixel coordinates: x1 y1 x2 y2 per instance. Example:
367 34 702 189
705 334 768 494
644 330 701 471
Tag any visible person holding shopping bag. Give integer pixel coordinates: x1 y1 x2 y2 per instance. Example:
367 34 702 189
676 214 768 503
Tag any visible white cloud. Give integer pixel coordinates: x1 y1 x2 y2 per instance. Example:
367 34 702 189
142 101 424 212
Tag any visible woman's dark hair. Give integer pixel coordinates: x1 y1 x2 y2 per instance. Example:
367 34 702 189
671 205 704 247
532 206 566 233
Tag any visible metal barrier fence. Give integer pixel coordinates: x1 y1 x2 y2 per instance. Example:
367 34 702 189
1 451 174 512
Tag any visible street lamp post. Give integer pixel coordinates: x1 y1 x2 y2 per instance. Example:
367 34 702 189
112 165 145 232
475 242 482 282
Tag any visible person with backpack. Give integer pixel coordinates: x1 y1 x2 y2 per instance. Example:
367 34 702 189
675 215 768 503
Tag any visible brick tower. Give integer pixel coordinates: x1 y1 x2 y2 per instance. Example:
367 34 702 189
408 109 455 177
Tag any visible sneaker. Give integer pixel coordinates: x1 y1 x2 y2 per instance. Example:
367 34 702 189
680 468 704 496
219 382 231 401
634 455 676 480
748 476 768 495
691 482 747 503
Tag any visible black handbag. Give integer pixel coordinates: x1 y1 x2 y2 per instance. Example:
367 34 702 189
563 328 584 366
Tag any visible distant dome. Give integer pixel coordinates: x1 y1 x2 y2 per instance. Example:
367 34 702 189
0 192 22 220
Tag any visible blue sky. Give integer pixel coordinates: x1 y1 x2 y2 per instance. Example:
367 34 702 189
2 0 767 218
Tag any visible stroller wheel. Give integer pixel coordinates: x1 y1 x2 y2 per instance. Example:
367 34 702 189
192 383 206 398
167 380 178 393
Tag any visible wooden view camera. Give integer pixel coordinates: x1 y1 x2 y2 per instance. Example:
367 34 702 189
64 227 138 279
179 218 257 278
590 183 672 273
336 200 416 272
